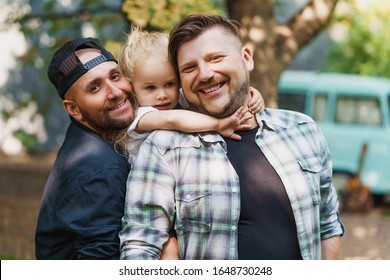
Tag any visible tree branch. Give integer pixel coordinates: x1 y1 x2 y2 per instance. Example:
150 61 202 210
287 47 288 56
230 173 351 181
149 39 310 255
276 0 338 59
14 6 122 25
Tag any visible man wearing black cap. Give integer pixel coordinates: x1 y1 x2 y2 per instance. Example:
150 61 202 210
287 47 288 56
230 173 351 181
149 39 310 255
35 38 137 259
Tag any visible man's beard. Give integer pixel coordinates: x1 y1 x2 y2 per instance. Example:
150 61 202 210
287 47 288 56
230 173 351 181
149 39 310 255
186 73 250 118
80 109 130 131
79 96 135 136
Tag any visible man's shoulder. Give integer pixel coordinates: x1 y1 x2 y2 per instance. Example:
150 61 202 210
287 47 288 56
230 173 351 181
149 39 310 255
260 108 315 128
264 108 314 121
60 123 129 168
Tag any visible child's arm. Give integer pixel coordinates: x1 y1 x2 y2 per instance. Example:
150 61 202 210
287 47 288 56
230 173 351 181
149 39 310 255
248 86 265 114
135 106 252 140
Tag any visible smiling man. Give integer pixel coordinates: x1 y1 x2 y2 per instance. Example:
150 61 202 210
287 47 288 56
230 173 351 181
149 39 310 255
120 14 344 260
174 22 251 119
35 38 137 259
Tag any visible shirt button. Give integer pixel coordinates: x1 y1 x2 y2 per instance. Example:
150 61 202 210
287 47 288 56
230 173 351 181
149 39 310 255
185 194 191 200
232 187 237 193
231 225 237 231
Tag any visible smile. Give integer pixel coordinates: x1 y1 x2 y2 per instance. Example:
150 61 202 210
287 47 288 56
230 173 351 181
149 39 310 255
109 99 126 111
201 83 224 94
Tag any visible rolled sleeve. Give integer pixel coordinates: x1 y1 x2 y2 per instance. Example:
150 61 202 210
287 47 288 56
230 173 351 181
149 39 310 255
317 127 345 239
120 138 175 260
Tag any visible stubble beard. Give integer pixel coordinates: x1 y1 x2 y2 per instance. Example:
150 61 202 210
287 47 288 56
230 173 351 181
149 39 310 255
79 94 136 136
186 73 250 118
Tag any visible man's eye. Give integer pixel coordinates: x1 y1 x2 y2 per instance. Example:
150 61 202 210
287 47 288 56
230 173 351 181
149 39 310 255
112 73 121 81
90 84 100 93
211 55 223 62
181 66 196 73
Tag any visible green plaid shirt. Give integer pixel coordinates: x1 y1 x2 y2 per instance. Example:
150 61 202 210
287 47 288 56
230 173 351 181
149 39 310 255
119 108 344 260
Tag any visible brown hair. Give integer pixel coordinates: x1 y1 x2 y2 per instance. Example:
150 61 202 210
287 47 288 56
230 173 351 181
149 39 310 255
168 14 243 72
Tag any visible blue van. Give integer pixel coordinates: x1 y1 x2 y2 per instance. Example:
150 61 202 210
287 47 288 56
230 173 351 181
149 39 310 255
277 71 390 200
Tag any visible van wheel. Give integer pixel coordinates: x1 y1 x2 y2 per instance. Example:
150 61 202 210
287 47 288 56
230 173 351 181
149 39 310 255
373 194 385 206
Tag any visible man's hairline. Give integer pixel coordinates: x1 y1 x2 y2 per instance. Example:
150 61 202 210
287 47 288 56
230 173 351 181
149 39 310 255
64 61 120 101
175 25 243 69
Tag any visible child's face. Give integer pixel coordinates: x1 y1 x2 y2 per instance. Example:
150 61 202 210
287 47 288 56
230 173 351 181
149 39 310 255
132 55 180 110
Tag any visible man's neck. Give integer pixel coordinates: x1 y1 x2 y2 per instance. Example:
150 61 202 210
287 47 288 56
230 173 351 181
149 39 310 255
245 113 259 129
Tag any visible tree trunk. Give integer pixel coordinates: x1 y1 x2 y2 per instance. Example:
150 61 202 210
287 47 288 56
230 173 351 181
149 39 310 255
227 0 338 107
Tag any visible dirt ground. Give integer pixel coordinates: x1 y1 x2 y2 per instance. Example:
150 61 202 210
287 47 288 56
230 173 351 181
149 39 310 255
0 152 55 259
0 152 389 260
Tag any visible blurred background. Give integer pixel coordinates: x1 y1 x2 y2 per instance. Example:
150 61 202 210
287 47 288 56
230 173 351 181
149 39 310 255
1 0 390 260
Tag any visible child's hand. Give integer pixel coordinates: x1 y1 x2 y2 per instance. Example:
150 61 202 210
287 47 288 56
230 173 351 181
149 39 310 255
248 87 265 114
218 106 252 140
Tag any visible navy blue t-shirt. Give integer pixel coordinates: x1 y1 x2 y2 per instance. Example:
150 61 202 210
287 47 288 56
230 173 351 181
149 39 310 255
224 127 302 260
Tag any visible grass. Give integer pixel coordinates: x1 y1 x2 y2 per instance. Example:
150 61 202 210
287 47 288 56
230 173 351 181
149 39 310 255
382 209 390 217
0 253 18 260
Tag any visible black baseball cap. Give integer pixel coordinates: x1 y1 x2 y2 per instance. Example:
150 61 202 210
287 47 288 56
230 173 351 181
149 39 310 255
47 37 117 99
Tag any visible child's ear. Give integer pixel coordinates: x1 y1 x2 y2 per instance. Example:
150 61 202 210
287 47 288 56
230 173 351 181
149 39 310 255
63 100 82 121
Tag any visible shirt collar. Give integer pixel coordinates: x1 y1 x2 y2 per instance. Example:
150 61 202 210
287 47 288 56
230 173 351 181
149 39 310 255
254 108 296 132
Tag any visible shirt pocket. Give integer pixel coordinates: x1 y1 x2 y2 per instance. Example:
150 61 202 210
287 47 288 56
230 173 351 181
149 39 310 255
175 187 211 233
297 157 322 205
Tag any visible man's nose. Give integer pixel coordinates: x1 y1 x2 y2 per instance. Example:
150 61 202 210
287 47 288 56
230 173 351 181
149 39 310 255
107 82 122 98
197 63 214 81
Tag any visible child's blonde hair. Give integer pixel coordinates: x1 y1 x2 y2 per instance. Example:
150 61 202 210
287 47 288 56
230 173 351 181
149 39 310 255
115 27 169 156
119 26 169 80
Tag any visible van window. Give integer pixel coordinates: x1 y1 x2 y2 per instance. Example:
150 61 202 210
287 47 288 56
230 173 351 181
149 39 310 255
313 94 328 121
278 92 306 112
335 96 382 126
388 94 390 122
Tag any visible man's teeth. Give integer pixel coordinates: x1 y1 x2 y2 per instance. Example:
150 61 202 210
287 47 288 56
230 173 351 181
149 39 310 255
111 100 124 110
203 84 221 93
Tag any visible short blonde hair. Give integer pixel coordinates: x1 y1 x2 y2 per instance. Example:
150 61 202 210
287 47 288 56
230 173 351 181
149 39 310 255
119 26 169 80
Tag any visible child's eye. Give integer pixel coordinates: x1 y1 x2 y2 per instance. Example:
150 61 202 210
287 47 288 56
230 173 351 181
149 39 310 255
165 82 176 88
146 85 156 91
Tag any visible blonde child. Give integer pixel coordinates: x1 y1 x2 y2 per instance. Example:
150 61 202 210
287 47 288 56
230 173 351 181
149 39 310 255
118 27 264 259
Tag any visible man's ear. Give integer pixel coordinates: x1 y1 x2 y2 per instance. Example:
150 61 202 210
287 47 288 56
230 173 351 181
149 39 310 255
63 100 82 121
242 46 254 71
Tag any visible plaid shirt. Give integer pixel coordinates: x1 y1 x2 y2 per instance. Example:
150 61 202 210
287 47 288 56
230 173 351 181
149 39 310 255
119 108 344 260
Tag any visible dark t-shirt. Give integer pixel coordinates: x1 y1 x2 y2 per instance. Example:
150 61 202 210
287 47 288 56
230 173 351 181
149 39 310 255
223 127 302 260
35 119 131 259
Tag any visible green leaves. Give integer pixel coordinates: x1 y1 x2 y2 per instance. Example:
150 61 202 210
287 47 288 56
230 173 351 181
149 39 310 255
324 0 390 78
121 0 222 31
